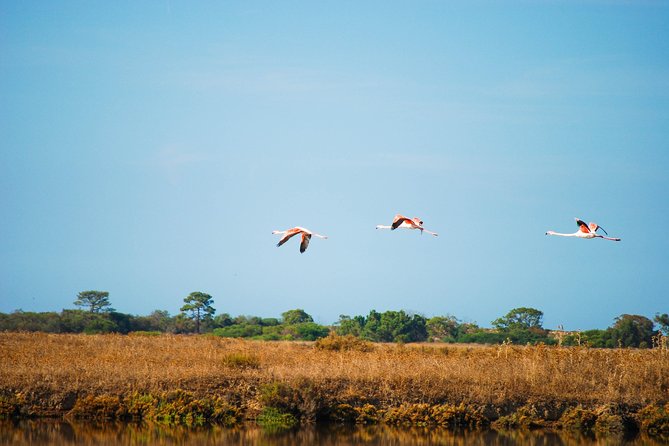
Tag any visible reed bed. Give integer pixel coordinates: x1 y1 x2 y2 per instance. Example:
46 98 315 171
1 332 667 431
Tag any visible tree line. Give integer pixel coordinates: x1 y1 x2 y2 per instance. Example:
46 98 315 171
0 290 667 348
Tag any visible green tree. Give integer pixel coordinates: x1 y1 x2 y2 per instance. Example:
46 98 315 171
59 309 118 333
180 292 215 334
427 315 460 342
492 307 544 331
457 330 507 344
654 313 669 336
0 310 61 332
582 329 613 348
356 310 427 343
377 311 427 343
234 315 250 325
609 314 655 348
247 316 264 325
59 309 91 332
107 312 133 334
74 290 112 313
261 318 281 326
147 310 173 332
83 314 118 334
213 313 234 328
281 309 313 325
213 324 262 338
173 313 194 333
335 314 366 336
361 310 382 339
130 310 170 332
294 322 330 341
489 308 554 345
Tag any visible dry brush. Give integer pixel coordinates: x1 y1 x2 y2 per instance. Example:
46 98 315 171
0 332 667 434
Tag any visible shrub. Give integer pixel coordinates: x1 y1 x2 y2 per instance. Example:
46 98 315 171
0 396 19 419
457 331 507 344
125 392 157 419
638 404 669 435
293 322 330 341
595 411 624 432
328 403 357 422
222 353 260 369
492 404 546 429
124 391 241 426
212 324 262 338
383 403 487 427
69 395 122 420
257 407 298 431
258 382 297 414
355 404 381 424
559 406 597 430
314 333 374 352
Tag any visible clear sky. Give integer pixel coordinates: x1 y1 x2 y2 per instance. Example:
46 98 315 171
1 1 668 330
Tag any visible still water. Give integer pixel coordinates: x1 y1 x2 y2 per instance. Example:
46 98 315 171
0 420 664 446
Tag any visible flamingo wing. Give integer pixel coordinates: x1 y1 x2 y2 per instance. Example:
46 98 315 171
575 218 591 233
391 215 410 230
277 228 301 247
300 233 312 253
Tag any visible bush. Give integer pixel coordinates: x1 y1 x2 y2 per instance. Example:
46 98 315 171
638 404 669 435
257 407 298 431
69 395 122 420
314 333 374 352
0 396 19 419
212 324 262 338
384 403 487 428
222 353 260 369
123 391 240 426
258 382 296 413
456 331 507 344
559 406 597 430
294 322 330 341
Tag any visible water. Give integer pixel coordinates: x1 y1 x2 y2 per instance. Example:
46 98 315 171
0 420 664 446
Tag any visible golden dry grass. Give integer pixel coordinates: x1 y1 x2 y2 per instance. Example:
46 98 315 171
1 332 667 413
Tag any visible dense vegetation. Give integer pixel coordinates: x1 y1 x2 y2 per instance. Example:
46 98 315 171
0 290 666 348
1 333 668 436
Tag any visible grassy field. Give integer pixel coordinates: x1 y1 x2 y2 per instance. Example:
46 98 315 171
1 332 668 433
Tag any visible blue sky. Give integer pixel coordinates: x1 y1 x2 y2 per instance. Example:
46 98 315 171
1 1 668 330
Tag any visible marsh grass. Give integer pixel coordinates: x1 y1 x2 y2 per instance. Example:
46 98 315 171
1 333 668 432
222 352 261 369
314 333 374 352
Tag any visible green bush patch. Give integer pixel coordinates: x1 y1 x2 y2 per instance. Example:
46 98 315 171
257 407 298 431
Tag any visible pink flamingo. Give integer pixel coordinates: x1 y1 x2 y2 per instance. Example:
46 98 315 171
272 227 328 253
376 214 438 237
546 218 621 241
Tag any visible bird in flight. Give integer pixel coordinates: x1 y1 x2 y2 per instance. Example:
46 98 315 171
376 214 438 237
272 227 328 253
545 218 621 241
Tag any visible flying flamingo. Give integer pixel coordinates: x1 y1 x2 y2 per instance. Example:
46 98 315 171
545 218 621 241
376 214 438 237
272 227 328 253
